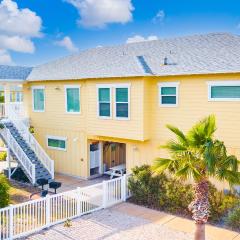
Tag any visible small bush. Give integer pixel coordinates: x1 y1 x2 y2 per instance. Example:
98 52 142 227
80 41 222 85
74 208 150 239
0 174 10 208
129 165 193 215
161 178 193 215
0 151 7 161
128 165 240 224
208 184 239 222
226 205 240 230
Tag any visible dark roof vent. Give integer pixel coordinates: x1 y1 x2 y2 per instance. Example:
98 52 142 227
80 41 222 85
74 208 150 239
164 57 168 65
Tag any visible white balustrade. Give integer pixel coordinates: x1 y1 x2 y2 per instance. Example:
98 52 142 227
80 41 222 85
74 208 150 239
0 175 132 240
5 104 54 179
0 128 36 184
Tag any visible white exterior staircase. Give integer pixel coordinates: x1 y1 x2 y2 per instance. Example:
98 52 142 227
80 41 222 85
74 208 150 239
0 104 54 184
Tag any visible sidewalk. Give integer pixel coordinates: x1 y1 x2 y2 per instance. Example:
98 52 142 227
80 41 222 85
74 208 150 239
112 203 240 240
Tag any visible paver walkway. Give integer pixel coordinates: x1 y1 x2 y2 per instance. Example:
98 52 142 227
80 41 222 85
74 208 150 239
22 202 239 240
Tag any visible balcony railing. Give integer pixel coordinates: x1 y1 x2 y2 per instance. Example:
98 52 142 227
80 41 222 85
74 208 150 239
0 102 26 119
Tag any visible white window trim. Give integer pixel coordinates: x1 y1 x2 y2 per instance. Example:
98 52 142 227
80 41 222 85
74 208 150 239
207 81 240 102
46 135 67 151
64 85 81 114
158 82 179 107
114 85 131 120
97 84 112 119
32 86 45 112
96 83 131 120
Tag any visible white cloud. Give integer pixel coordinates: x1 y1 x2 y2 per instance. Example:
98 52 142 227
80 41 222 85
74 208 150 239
152 10 165 23
126 35 158 44
55 36 79 52
0 35 34 53
0 0 42 64
65 0 134 28
0 49 12 65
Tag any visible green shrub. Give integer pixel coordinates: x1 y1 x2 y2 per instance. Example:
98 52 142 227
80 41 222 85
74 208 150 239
161 178 193 215
128 165 240 224
226 205 240 230
128 165 167 207
208 184 239 222
0 151 7 161
0 174 10 208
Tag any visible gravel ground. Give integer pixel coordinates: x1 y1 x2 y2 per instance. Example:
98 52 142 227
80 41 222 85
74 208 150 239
23 209 193 240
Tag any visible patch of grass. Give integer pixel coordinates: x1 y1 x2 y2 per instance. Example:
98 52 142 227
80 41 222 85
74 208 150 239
9 181 38 204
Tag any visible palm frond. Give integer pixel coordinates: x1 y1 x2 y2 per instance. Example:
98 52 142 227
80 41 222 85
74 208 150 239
152 158 177 173
162 140 188 154
166 124 189 145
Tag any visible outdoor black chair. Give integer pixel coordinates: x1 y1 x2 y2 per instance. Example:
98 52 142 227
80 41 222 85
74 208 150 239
41 190 48 197
49 181 62 194
36 178 49 190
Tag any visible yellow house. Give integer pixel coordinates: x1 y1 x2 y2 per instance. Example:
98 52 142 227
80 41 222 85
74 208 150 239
1 33 240 188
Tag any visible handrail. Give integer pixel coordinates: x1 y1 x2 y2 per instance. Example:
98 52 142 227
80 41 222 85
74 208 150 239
6 104 54 179
1 128 36 184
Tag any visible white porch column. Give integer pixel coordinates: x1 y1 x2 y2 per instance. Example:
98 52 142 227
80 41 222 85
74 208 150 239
6 147 11 179
4 84 10 117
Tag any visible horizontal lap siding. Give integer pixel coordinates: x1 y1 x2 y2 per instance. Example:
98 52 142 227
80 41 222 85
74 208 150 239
23 73 240 183
126 73 240 189
23 78 145 178
86 78 144 140
23 81 88 178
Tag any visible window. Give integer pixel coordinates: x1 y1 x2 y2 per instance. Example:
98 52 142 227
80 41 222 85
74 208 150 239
158 82 179 106
208 81 240 101
98 87 111 117
32 86 45 112
47 136 66 151
115 87 129 118
65 86 80 113
10 85 23 102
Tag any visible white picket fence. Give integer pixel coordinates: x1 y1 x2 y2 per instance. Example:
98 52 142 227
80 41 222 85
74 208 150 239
0 175 131 240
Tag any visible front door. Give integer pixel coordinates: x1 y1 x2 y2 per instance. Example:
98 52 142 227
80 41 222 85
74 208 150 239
90 142 101 176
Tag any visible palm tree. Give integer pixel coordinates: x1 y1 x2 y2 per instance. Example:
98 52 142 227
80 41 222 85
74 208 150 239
153 115 240 240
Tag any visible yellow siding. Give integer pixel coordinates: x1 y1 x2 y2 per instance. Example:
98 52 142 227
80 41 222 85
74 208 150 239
23 73 240 186
23 77 145 178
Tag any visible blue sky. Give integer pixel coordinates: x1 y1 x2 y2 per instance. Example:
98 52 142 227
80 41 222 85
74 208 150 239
0 0 240 66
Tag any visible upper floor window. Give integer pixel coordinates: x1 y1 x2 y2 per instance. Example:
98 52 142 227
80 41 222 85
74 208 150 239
158 82 179 107
32 86 45 112
10 85 23 103
97 84 130 119
115 87 129 119
98 87 111 118
208 81 240 101
65 85 80 113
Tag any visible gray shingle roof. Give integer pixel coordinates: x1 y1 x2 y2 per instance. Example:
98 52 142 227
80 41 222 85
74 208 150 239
0 65 32 80
28 33 240 81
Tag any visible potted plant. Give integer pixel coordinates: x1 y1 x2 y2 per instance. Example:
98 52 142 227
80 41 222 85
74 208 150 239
29 125 35 134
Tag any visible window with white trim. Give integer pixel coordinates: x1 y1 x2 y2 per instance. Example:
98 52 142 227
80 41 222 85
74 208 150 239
98 87 111 117
158 82 179 106
115 87 129 118
32 86 45 112
10 85 23 102
65 85 80 113
47 136 66 151
97 84 130 119
208 81 240 101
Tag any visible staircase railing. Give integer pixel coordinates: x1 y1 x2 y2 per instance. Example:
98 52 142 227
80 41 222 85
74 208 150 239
1 128 36 184
6 104 54 179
